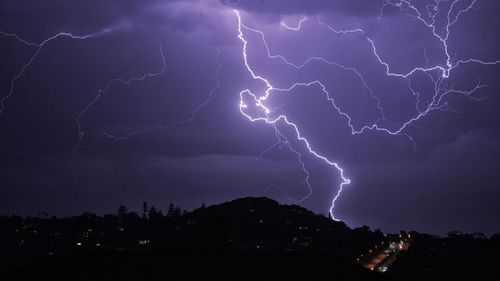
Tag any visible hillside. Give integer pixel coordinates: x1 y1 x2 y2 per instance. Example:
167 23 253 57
1 197 499 280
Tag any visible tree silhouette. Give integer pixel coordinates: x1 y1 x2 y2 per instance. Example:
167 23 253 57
149 207 163 222
167 203 175 218
117 205 128 219
142 202 149 219
174 207 181 218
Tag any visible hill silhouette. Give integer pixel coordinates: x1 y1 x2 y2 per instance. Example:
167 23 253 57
1 197 499 280
186 197 384 256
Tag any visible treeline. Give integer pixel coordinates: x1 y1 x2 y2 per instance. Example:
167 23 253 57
0 197 384 260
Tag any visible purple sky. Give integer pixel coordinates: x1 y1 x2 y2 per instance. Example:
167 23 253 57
1 0 499 235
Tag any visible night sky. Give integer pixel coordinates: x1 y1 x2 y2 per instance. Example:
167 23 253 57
1 0 499 235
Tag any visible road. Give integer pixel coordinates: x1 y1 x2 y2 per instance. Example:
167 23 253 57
357 233 411 272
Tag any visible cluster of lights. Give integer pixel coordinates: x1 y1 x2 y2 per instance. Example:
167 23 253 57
356 232 412 271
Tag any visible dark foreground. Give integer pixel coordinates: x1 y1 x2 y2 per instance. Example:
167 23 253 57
2 250 398 281
1 197 499 280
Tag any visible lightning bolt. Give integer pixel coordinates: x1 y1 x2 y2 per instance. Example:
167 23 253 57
280 16 308 31
1 26 222 156
73 45 168 154
233 0 499 220
259 125 312 204
103 47 222 141
1 1 498 223
0 29 111 117
1 25 222 155
74 47 222 153
235 10 350 220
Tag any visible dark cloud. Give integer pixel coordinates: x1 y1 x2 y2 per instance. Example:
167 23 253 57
221 0 382 16
1 0 499 234
339 131 500 234
0 154 316 216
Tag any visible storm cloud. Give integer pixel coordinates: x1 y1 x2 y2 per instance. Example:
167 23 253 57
1 0 499 235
